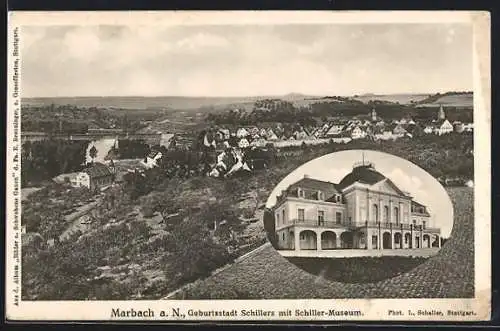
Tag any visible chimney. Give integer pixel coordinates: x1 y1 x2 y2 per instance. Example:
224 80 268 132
304 174 310 179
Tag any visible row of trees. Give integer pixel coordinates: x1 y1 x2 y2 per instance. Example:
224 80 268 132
21 104 153 134
21 140 89 187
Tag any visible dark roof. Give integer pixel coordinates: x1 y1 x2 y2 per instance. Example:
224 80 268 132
337 164 386 190
287 177 340 200
83 162 114 179
289 177 339 192
435 119 451 126
147 150 161 159
411 200 430 216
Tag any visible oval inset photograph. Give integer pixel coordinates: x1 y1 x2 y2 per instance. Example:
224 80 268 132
264 149 454 284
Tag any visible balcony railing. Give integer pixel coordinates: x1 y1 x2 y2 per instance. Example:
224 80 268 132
285 219 440 233
288 219 350 229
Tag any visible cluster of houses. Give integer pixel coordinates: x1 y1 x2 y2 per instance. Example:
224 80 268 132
201 106 473 151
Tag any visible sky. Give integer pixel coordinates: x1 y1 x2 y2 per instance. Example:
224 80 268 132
21 23 472 97
265 150 454 238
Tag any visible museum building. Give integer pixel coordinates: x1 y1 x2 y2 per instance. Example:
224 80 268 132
272 161 441 252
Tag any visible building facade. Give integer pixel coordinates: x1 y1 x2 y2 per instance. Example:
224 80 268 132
273 162 441 253
73 162 115 192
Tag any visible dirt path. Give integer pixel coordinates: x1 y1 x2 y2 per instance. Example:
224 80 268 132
21 187 43 201
59 199 102 241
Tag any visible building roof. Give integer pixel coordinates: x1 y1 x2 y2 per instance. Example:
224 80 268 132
283 176 341 202
436 119 452 127
337 163 387 190
411 200 430 216
147 150 161 159
82 162 114 179
289 176 339 193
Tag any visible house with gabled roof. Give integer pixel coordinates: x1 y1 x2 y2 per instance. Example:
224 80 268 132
350 125 367 140
141 150 163 169
73 162 115 192
325 124 345 137
434 119 454 136
236 127 249 138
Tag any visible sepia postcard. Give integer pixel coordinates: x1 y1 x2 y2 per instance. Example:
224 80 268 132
6 11 491 322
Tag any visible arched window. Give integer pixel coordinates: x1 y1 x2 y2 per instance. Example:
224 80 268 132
372 204 379 222
394 207 399 224
384 206 389 222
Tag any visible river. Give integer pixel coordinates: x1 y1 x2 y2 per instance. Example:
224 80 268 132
85 138 118 163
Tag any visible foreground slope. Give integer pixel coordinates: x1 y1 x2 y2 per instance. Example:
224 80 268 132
173 187 473 299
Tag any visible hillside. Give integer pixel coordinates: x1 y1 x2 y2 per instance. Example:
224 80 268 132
171 187 474 299
22 94 318 111
416 92 473 108
22 92 467 111
352 93 431 105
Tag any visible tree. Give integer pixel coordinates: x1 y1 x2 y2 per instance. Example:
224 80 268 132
89 145 98 163
163 217 232 285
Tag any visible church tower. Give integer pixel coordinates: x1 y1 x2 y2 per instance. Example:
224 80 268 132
371 108 377 121
437 104 446 120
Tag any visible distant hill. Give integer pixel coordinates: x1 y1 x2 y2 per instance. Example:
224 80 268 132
22 91 473 111
22 94 318 111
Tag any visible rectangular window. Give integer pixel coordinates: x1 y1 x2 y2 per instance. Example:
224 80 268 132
282 210 285 223
336 212 342 224
318 210 325 226
298 209 305 222
282 233 285 241
372 235 378 249
422 221 426 229
276 213 280 225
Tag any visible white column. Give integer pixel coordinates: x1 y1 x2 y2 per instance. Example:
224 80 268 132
378 199 383 223
389 200 393 223
355 194 360 223
366 229 372 249
336 231 342 249
368 197 372 222
294 231 300 251
316 231 322 251
399 202 404 225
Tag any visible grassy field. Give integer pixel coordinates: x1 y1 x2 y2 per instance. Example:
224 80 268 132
174 187 474 299
352 93 430 105
286 256 428 284
417 93 473 108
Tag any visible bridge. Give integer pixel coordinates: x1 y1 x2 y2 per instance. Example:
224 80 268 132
21 132 163 145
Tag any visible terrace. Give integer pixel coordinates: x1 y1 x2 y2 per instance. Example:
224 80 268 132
276 219 441 256
281 219 440 234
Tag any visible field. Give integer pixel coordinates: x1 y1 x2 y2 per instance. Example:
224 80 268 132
286 256 428 284
352 93 431 105
173 187 474 299
417 93 473 108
